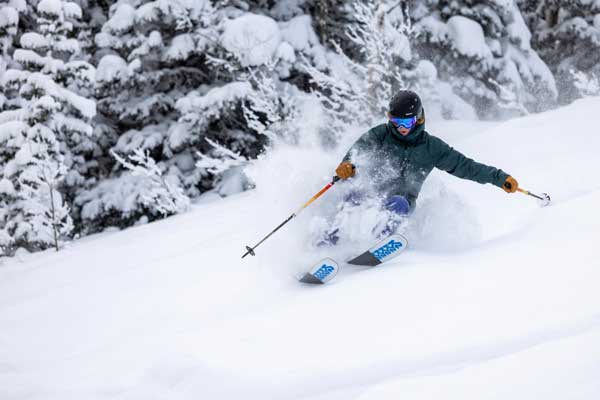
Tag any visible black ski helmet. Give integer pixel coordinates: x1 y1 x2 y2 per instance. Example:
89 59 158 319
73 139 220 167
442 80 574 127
389 90 422 118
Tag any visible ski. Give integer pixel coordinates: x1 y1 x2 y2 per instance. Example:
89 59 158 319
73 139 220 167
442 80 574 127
347 234 408 266
299 258 339 284
299 235 407 284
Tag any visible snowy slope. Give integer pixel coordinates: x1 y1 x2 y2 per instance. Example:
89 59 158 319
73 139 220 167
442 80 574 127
1 98 600 400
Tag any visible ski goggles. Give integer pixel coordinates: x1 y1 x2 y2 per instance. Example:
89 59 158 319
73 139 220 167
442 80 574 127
389 116 417 129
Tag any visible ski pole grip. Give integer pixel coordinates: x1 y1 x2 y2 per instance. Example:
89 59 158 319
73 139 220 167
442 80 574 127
333 164 355 182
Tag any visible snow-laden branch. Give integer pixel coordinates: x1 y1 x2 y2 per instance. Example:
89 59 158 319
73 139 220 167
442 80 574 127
112 149 190 216
571 70 600 98
196 138 247 175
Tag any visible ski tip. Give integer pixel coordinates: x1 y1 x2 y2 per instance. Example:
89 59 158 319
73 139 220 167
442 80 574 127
369 234 408 262
299 258 339 284
347 252 381 266
299 273 326 284
347 234 408 266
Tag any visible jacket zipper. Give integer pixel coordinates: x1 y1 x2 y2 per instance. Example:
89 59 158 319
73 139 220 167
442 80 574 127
400 142 409 178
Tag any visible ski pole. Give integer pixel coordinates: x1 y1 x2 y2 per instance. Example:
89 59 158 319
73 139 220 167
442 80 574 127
517 188 551 207
242 176 341 258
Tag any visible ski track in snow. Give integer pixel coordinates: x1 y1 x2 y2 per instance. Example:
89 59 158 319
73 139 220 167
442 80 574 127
280 312 600 400
1 98 600 399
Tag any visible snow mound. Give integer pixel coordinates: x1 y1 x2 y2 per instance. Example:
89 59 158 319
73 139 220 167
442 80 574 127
27 72 96 119
96 54 128 83
221 14 282 67
37 0 61 16
20 32 49 50
0 6 18 29
0 178 15 195
175 81 253 115
165 34 195 62
104 3 135 34
447 15 491 58
279 15 318 52
63 1 82 19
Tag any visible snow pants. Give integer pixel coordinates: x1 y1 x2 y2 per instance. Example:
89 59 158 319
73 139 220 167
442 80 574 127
318 192 411 247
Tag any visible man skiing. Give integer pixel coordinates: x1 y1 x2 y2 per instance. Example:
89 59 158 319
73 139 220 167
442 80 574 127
323 90 518 244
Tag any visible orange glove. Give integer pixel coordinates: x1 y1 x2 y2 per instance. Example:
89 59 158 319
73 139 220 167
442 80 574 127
503 176 518 193
335 162 355 180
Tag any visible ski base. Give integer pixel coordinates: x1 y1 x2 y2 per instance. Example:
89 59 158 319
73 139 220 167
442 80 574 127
299 258 339 284
347 234 408 266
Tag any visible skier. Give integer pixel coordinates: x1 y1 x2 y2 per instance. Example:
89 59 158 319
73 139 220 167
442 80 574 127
323 90 519 244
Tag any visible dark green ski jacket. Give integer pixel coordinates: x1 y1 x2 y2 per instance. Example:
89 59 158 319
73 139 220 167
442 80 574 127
343 122 509 207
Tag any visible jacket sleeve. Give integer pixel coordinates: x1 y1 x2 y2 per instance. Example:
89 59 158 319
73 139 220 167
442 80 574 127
431 136 509 187
342 127 386 162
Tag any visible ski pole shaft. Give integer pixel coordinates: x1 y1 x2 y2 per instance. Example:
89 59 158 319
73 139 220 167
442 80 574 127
242 176 340 258
517 188 542 200
295 176 340 214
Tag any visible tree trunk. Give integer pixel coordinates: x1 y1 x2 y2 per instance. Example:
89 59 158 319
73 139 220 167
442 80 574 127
315 0 331 43
48 184 59 252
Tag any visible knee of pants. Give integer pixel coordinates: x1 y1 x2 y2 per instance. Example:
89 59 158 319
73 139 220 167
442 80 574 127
343 190 365 205
384 195 410 215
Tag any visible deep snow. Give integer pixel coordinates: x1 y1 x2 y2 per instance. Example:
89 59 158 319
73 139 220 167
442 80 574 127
1 98 600 399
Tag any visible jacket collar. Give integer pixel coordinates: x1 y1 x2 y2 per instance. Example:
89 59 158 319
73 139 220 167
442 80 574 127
387 121 426 144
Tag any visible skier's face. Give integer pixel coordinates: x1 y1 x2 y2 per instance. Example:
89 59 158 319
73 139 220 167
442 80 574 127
387 112 413 136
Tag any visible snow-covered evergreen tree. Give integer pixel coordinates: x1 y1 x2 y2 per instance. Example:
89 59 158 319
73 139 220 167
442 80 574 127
0 119 26 254
299 0 473 141
172 8 313 190
0 102 74 253
519 0 600 103
0 0 94 253
82 2 310 231
571 69 600 98
15 0 96 198
82 0 221 230
0 1 20 67
0 0 27 96
18 149 73 252
75 145 194 231
410 0 557 117
298 1 401 142
112 148 190 215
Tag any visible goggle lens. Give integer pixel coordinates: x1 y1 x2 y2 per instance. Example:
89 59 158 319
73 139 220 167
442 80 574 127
390 116 417 129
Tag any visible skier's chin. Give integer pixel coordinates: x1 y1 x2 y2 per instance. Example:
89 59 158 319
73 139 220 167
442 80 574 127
397 127 410 136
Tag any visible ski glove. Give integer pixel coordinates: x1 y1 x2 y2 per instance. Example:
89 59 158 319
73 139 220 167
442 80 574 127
503 176 519 193
336 162 355 180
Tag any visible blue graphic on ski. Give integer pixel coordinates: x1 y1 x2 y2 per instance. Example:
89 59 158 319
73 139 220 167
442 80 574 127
299 258 339 284
347 234 408 266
